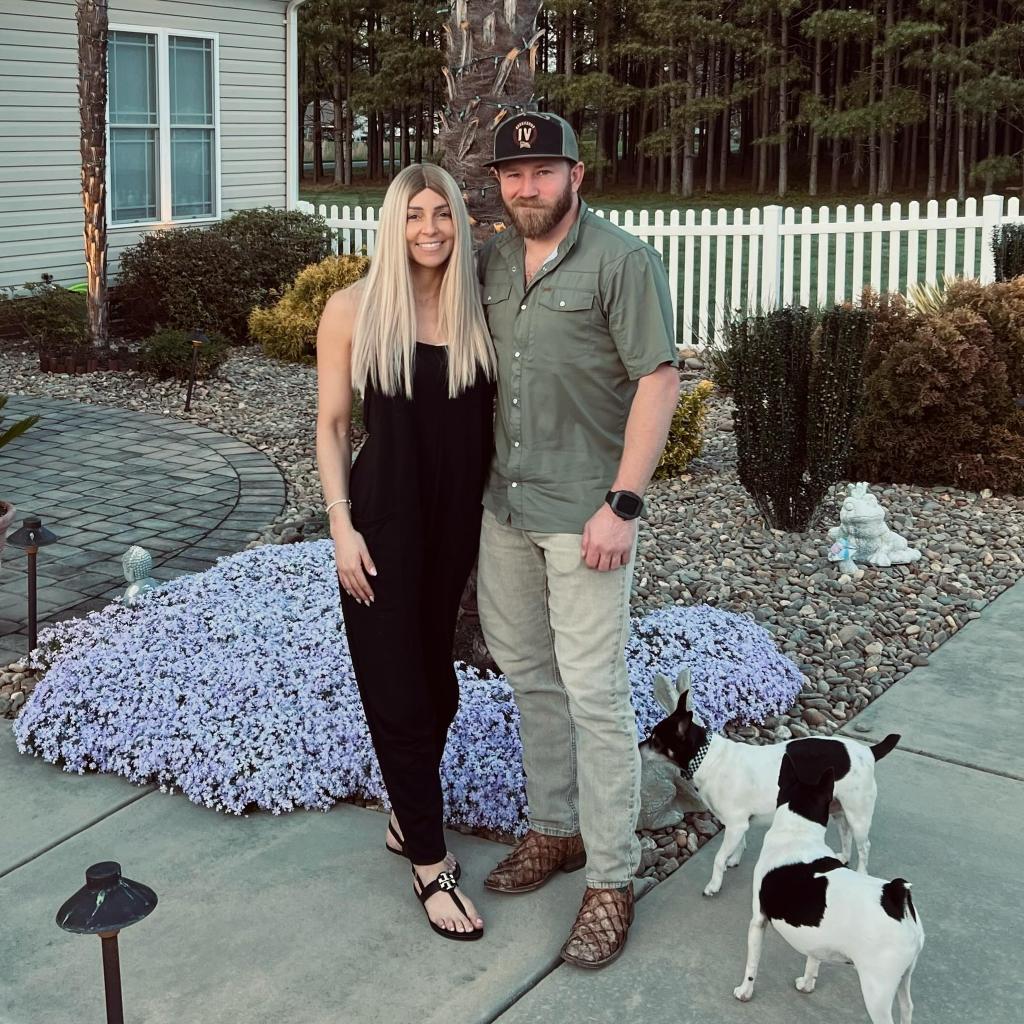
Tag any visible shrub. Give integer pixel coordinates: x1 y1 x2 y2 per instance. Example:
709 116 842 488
992 223 1024 282
249 254 370 363
728 305 872 531
137 328 230 381
0 395 39 450
851 289 1024 494
0 277 89 351
116 208 331 343
654 379 713 479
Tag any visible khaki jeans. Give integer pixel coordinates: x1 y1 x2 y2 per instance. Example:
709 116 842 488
478 509 641 888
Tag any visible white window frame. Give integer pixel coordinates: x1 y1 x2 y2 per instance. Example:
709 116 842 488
107 24 222 228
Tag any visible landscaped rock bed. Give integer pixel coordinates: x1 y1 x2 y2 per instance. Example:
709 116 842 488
3 345 1023 886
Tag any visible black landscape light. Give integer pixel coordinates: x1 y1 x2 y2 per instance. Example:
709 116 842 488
184 330 207 412
56 861 158 1024
7 515 58 653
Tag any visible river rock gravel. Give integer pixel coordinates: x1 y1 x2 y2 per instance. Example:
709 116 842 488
4 348 1022 885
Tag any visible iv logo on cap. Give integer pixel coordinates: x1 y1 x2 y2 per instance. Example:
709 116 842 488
514 120 536 149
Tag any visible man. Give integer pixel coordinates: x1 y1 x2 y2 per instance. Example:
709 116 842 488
476 111 680 968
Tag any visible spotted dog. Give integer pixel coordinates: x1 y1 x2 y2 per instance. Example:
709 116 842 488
639 681 899 896
733 753 924 1023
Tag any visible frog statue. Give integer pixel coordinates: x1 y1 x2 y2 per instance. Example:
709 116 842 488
827 482 921 572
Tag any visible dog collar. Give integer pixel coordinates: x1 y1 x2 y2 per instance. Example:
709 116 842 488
681 737 711 780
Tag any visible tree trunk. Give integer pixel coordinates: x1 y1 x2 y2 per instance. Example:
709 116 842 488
719 43 732 191
333 39 344 185
682 41 696 197
956 1 966 201
808 0 823 197
77 0 108 347
941 72 953 192
868 4 878 196
344 33 353 185
594 0 611 193
778 7 789 198
927 31 938 198
704 42 717 193
831 36 844 193
437 0 543 240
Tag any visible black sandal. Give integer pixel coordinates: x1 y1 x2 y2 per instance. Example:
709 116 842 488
386 822 462 880
412 867 484 942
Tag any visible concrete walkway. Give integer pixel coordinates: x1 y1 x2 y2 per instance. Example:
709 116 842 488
0 395 286 667
1 579 1021 1023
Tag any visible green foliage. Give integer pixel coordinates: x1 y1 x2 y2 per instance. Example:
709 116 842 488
117 209 331 343
0 395 39 451
851 286 1024 494
970 155 1022 187
0 277 89 351
249 254 370 363
654 379 713 480
992 224 1024 282
137 329 230 381
728 304 872 532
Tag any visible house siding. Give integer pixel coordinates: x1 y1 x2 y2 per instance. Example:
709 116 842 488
0 0 290 290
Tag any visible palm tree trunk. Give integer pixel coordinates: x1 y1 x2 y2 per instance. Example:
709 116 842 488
77 0 108 348
438 0 543 241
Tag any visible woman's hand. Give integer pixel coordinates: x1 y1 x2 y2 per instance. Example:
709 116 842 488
334 528 377 604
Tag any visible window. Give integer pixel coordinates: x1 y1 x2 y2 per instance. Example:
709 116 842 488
108 29 219 225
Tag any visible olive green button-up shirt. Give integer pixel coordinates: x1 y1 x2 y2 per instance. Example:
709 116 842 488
478 199 678 534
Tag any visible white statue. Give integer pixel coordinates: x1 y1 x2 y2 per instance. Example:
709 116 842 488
122 545 157 605
827 482 921 572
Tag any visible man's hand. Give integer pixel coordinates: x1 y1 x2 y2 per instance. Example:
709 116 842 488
581 503 637 571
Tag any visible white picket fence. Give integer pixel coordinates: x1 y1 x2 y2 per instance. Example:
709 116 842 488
297 194 1024 347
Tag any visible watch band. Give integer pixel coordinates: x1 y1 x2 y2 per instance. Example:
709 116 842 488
605 489 644 520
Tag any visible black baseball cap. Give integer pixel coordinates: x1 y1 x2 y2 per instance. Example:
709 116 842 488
484 112 580 168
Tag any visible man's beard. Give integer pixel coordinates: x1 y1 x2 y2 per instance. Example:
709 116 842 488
504 180 574 238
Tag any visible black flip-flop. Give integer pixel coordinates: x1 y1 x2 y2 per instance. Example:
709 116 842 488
413 867 484 942
386 821 462 881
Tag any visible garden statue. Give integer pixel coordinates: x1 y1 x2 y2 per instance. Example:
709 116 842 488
638 667 705 830
122 545 157 605
827 482 921 572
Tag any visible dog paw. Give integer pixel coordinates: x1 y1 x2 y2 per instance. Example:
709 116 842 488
733 983 754 1002
795 977 816 993
726 854 743 868
703 882 721 897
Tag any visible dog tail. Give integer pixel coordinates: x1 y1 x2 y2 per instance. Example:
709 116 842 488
881 878 917 923
871 733 900 761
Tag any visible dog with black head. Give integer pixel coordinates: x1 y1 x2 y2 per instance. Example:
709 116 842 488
733 752 924 1023
638 677 899 896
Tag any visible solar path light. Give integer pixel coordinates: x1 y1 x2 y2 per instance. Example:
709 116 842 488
7 515 58 654
56 861 158 1024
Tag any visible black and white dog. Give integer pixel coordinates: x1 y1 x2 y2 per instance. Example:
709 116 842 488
639 683 900 896
734 752 924 1023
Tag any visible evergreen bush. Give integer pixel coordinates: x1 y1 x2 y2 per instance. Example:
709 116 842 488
728 305 872 531
0 277 89 351
653 379 714 479
138 329 230 381
992 223 1024 282
248 254 370 363
851 289 1024 494
117 208 331 343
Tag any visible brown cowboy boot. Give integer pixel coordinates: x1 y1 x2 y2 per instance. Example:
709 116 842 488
484 830 586 894
559 882 635 969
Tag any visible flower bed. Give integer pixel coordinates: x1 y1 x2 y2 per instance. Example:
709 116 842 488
13 541 801 832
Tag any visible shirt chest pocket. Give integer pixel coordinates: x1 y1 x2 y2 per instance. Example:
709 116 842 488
538 288 596 314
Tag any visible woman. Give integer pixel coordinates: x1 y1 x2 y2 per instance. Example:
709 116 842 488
315 163 495 941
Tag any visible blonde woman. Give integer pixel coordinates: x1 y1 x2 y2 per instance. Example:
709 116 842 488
315 164 495 941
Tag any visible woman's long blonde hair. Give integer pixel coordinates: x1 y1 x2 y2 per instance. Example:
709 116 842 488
351 163 496 399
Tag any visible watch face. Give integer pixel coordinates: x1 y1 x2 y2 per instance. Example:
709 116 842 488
613 491 643 516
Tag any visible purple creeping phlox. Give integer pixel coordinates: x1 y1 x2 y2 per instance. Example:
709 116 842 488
13 541 802 833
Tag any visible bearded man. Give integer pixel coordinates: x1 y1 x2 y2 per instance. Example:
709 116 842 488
475 112 680 968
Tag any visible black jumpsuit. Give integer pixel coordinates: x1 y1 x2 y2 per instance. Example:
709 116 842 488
339 343 494 865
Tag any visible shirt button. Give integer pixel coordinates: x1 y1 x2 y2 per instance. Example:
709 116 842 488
514 441 520 447
520 304 527 311
486 295 491 301
514 351 520 358
512 398 518 405
559 300 566 307
511 481 518 488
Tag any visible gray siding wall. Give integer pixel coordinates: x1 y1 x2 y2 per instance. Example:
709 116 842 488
0 0 289 290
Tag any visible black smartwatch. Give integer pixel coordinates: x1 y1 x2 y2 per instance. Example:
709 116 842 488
605 489 644 520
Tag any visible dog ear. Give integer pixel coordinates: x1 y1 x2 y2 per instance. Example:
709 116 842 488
652 673 679 715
